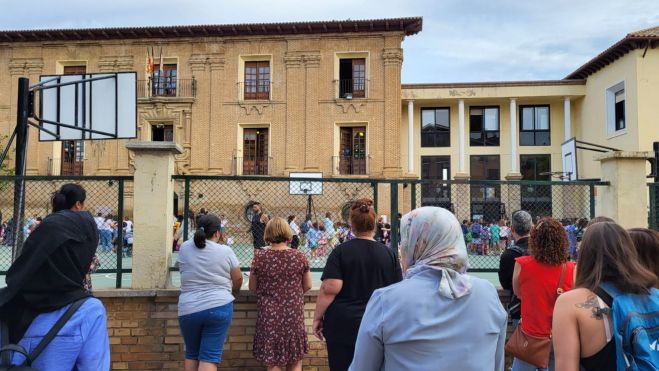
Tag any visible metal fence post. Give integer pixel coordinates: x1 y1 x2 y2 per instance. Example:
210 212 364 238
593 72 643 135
372 181 379 212
183 176 190 239
410 181 417 210
390 182 399 258
115 178 124 288
589 184 596 219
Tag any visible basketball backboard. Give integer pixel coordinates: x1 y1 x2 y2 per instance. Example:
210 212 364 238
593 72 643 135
38 72 137 141
561 138 578 181
289 172 323 195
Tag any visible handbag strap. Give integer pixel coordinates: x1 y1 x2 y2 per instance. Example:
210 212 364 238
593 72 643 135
27 297 89 363
556 263 566 297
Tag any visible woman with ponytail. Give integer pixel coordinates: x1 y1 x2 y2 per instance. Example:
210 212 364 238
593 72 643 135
313 198 402 371
176 214 243 371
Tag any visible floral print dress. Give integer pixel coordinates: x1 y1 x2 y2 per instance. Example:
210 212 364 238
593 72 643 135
251 248 309 366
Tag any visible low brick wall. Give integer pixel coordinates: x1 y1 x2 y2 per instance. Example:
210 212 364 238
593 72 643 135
97 288 512 371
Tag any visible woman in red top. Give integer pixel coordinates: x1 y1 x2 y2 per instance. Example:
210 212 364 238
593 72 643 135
512 217 576 371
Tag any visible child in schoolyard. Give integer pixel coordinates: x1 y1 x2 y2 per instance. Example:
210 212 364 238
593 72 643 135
480 222 490 255
307 222 319 257
317 225 330 257
471 219 482 254
489 220 500 254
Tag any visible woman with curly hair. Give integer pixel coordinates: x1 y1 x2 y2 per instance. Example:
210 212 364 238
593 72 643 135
511 217 577 371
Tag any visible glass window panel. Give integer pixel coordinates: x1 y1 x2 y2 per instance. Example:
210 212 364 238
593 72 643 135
470 114 483 132
484 108 499 130
421 110 435 130
535 107 549 130
437 109 450 130
615 89 624 103
521 107 534 130
520 132 534 146
536 132 550 146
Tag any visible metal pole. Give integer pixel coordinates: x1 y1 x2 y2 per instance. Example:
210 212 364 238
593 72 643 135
390 182 399 258
372 182 379 212
11 77 30 260
653 142 659 183
116 179 124 289
410 181 417 210
589 184 596 219
183 177 190 240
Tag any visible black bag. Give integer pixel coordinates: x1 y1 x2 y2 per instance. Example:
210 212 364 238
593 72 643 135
0 297 89 370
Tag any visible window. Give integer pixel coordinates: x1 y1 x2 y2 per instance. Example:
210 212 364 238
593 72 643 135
470 107 500 146
338 127 367 175
153 64 177 97
244 61 270 100
421 108 450 147
151 124 173 141
520 155 552 218
61 65 86 176
520 105 550 146
421 156 451 209
606 82 626 134
339 58 366 98
243 128 269 175
470 155 502 222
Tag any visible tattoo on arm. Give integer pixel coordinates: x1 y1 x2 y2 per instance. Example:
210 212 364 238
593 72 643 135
575 295 609 320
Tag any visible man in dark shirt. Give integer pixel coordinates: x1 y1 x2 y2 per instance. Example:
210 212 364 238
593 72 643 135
498 210 533 325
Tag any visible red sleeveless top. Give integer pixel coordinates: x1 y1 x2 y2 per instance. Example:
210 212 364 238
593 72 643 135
516 256 576 337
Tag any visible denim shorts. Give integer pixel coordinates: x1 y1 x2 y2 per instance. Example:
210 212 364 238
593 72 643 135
178 302 233 363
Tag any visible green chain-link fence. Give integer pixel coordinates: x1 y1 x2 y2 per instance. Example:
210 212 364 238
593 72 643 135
0 176 132 287
411 179 607 271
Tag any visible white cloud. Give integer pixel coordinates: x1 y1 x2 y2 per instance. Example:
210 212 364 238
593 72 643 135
1 0 657 82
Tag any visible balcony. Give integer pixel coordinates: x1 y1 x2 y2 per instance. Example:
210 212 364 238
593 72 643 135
335 78 368 99
237 81 272 101
332 155 369 176
234 156 273 176
138 78 197 99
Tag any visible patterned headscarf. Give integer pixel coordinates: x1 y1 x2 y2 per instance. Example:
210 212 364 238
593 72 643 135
400 207 472 299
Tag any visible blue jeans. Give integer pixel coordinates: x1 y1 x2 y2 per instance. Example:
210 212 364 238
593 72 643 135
511 342 554 371
99 229 112 250
179 302 233 363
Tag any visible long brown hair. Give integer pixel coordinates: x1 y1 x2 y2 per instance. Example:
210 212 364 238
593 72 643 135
528 217 570 265
576 222 657 294
627 228 659 281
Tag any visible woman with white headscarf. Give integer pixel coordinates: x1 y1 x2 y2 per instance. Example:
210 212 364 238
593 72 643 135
348 207 507 371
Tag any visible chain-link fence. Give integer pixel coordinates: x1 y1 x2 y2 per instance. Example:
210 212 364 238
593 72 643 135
412 179 606 271
650 182 659 231
173 176 380 271
0 176 132 287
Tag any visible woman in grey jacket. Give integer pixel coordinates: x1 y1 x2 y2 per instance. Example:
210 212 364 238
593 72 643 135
349 207 507 371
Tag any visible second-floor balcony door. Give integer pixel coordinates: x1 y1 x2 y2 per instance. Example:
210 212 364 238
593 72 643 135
243 128 269 175
153 64 177 97
244 61 270 100
61 65 86 176
339 58 365 98
339 127 367 175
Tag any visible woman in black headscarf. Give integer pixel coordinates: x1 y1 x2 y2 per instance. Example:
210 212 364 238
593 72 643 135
0 183 110 369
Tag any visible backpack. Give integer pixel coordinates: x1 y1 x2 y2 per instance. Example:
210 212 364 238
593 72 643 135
596 284 659 370
480 227 490 240
300 221 310 234
0 297 88 370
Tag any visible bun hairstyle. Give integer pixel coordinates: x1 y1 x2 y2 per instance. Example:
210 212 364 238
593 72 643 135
349 198 376 234
52 183 86 212
193 214 222 248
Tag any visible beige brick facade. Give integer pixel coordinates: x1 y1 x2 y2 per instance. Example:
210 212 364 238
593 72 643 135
0 19 422 179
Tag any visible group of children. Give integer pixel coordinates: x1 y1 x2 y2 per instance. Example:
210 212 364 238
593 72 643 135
463 218 511 256
296 213 355 258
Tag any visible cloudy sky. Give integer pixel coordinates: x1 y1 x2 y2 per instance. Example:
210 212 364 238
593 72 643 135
1 0 657 82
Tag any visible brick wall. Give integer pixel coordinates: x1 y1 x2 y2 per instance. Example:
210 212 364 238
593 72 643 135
98 288 513 371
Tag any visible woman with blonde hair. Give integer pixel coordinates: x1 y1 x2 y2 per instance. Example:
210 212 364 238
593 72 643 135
250 217 312 371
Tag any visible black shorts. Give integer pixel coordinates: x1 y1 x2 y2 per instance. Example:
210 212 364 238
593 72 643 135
500 236 508 241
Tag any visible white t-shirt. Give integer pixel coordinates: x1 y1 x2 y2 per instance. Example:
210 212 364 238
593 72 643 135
176 239 240 316
94 216 105 230
290 221 301 235
499 226 510 238
124 220 133 233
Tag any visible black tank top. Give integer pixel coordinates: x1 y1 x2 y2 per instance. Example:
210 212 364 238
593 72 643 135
580 340 616 371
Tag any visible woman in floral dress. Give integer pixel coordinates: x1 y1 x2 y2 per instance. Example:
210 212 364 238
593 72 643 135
249 217 312 371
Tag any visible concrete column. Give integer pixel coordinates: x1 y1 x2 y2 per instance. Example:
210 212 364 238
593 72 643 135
456 99 467 176
407 100 414 174
126 141 183 289
506 98 522 180
595 151 652 228
564 97 571 142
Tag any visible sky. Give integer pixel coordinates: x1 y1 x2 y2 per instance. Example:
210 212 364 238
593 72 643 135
1 0 657 83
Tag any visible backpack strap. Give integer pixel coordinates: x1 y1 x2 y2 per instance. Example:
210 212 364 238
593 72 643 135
1 321 10 365
556 263 566 296
595 286 614 308
27 297 89 364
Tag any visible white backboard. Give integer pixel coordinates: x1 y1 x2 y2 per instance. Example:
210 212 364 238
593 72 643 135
289 172 323 195
38 72 137 141
561 138 578 181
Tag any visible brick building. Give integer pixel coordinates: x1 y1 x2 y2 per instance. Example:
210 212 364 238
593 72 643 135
0 18 422 178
